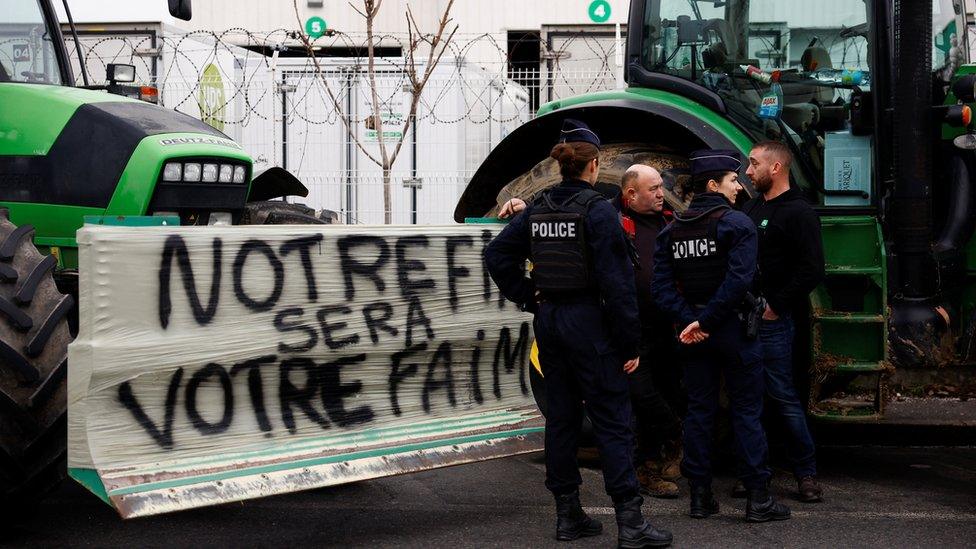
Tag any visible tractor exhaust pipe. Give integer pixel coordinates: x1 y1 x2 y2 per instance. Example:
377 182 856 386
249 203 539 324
889 0 935 298
887 0 949 368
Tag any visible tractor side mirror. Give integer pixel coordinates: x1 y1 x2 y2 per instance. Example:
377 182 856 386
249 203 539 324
168 0 192 21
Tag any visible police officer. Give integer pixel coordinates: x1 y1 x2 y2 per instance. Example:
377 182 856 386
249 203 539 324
485 119 673 547
497 167 685 500
651 150 790 523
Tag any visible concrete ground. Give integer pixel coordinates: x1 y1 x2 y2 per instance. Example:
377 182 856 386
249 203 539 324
5 445 975 548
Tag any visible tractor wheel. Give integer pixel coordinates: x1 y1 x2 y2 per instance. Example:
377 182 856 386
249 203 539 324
242 201 333 225
486 143 692 216
0 210 74 514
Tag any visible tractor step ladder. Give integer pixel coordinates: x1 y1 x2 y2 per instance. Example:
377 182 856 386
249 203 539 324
808 216 889 422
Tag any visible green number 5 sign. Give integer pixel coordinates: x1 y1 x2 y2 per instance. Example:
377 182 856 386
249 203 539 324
588 0 611 23
305 16 327 38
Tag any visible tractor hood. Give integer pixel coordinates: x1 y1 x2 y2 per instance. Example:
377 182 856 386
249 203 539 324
0 83 228 209
1 83 141 155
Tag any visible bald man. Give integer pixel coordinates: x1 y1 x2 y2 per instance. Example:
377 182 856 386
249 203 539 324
500 166 685 499
617 166 684 500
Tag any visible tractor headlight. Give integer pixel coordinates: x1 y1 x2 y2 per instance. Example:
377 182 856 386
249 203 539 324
208 212 233 225
219 164 234 183
183 163 202 182
163 162 182 182
159 160 247 183
202 163 219 182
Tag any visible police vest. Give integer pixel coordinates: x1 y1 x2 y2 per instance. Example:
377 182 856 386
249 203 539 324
528 188 603 292
670 205 730 306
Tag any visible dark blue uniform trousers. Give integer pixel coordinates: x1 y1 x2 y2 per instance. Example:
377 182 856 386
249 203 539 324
680 320 771 490
534 301 640 503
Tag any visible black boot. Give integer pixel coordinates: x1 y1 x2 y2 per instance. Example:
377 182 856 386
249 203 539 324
745 489 791 523
730 480 747 499
689 486 720 519
555 491 602 541
614 496 673 548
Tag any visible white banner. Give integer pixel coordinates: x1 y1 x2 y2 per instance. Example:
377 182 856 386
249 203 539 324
68 223 541 518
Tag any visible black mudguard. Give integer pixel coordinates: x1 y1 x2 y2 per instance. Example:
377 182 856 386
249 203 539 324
453 99 746 222
247 167 310 202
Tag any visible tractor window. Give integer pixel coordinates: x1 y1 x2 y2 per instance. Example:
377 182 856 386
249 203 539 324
933 0 966 81
641 0 873 207
0 0 64 85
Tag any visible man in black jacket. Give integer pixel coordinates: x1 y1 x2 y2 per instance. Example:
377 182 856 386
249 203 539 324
743 140 826 503
618 165 683 499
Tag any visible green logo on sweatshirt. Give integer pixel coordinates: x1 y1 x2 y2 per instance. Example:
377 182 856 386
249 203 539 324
760 219 769 228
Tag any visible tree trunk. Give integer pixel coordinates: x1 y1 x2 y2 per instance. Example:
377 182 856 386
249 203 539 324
383 166 392 224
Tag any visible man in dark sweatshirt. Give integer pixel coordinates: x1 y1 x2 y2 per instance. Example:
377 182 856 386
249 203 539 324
743 140 826 503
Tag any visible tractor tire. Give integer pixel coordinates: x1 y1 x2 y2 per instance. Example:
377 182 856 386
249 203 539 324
242 201 331 225
0 210 74 514
486 143 692 217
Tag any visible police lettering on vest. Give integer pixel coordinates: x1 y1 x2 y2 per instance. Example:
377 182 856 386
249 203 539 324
531 220 578 239
528 189 602 292
669 207 730 306
672 237 718 259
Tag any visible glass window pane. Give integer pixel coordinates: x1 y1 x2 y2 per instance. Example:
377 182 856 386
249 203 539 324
0 0 64 85
640 0 875 206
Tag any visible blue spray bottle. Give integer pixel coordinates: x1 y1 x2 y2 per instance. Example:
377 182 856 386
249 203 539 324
758 71 784 120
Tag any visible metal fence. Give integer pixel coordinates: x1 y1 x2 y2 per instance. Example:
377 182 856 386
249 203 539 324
61 28 625 223
59 20 976 222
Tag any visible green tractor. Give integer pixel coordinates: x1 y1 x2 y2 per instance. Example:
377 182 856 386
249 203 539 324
457 0 976 425
0 0 322 508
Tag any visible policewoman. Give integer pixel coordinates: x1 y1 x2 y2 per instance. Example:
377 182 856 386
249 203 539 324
650 150 790 523
485 119 673 548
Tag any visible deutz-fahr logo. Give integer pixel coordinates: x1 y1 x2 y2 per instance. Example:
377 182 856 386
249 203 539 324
159 137 242 150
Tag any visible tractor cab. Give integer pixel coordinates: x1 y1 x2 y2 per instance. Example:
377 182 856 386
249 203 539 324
626 0 966 208
2 0 190 89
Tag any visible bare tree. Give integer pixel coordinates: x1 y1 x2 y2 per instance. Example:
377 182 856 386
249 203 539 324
293 0 457 223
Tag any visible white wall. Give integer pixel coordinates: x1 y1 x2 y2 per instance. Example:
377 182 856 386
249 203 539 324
56 0 631 68
55 0 628 34
185 0 630 37
53 1 181 25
